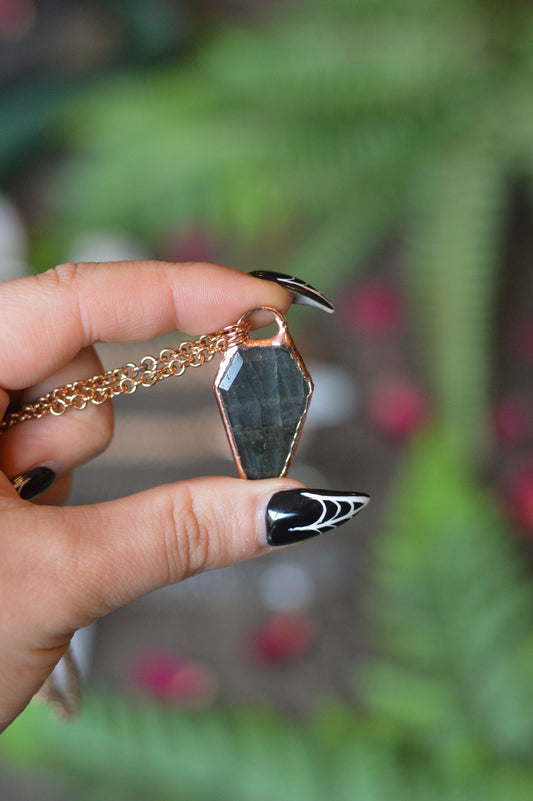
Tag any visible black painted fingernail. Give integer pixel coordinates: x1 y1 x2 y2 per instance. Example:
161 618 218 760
266 489 370 546
249 270 335 313
11 467 56 500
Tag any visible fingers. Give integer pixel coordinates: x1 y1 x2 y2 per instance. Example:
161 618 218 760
0 261 291 389
0 478 369 729
0 474 300 724
0 346 114 480
5 478 370 641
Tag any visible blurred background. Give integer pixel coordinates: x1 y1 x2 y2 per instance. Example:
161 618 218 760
2 0 533 798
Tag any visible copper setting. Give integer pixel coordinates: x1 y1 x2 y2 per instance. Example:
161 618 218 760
213 306 314 480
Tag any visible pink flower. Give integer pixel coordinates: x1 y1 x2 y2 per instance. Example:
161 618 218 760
134 651 217 708
250 614 314 664
341 281 402 337
0 0 34 37
161 224 219 264
367 376 430 440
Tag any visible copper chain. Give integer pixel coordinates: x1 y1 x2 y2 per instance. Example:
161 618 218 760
0 321 250 434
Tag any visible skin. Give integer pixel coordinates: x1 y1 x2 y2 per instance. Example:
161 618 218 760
0 260 303 733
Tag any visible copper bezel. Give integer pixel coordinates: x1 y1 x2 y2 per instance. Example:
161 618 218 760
213 306 313 479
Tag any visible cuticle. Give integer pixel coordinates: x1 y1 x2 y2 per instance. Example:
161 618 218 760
257 482 304 549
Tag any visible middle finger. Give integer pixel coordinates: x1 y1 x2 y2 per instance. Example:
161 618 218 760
0 346 114 479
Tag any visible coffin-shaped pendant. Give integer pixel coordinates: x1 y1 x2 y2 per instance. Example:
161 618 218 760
214 307 313 480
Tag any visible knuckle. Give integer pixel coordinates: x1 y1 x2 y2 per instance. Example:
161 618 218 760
158 487 215 581
40 262 81 291
39 262 93 343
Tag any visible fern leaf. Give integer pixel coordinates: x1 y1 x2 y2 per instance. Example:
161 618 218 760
406 145 507 456
365 428 533 760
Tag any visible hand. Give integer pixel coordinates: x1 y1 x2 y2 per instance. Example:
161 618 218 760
0 260 368 732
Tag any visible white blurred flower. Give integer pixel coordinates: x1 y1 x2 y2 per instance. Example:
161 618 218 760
0 193 29 280
305 362 358 429
67 230 149 263
259 561 316 612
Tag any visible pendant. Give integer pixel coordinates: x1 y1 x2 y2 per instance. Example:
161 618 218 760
213 307 313 480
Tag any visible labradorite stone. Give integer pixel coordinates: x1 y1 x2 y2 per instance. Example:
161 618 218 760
218 346 311 479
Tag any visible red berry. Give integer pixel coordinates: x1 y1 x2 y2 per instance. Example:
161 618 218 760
250 614 314 664
367 376 430 440
341 282 402 338
493 396 532 447
505 463 533 533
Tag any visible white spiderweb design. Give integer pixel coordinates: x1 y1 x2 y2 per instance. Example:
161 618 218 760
288 492 369 536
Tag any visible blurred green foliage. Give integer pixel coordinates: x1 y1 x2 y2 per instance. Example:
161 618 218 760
2 1 533 797
26 0 533 452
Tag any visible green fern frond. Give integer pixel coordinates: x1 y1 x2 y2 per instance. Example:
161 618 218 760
286 180 401 288
53 1 491 259
3 683 531 801
199 15 484 113
406 145 507 456
1 695 327 801
365 427 533 760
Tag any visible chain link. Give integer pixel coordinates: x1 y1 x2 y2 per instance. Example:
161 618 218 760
0 321 250 434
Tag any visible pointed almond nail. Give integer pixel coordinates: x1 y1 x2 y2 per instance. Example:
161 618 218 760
265 489 369 546
249 270 335 313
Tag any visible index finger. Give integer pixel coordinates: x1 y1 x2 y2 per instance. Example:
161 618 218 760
0 261 291 388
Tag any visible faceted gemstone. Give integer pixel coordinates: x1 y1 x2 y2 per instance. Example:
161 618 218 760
217 345 312 479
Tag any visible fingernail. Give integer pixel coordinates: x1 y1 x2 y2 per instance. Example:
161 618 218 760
11 466 56 500
266 489 370 546
249 270 335 313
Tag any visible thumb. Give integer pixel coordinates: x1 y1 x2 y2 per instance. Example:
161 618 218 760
0 476 368 729
8 476 369 638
